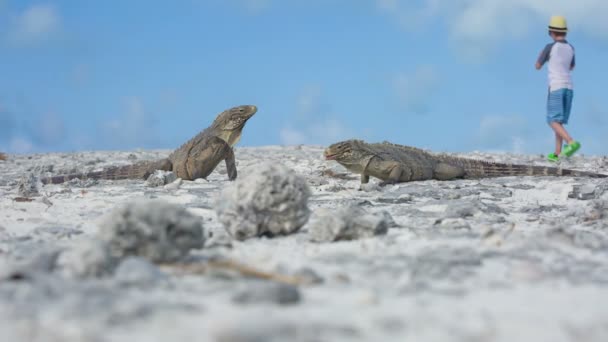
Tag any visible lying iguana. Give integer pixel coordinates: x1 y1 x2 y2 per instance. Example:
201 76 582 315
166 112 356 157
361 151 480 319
41 105 257 184
324 139 607 185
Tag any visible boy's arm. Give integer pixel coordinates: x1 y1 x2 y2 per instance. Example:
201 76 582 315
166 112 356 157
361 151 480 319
570 52 576 71
536 43 553 70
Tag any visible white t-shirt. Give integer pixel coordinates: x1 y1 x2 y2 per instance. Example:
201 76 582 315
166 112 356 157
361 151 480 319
537 41 576 91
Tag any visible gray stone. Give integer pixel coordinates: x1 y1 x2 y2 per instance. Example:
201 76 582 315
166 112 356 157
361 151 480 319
114 257 167 287
163 177 183 190
97 199 205 263
359 183 383 192
508 183 536 190
308 207 389 242
204 228 234 249
66 178 99 188
581 200 608 224
376 193 413 204
307 176 329 187
59 239 115 278
32 225 82 239
434 218 471 230
0 249 60 281
294 267 324 285
402 248 483 292
213 320 359 342
481 187 513 199
17 173 41 197
546 227 608 251
379 210 400 228
444 200 505 218
232 281 301 305
569 183 606 201
145 170 177 187
215 163 311 240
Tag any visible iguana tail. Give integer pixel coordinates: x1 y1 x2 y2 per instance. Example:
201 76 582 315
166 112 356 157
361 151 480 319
437 155 607 179
40 159 172 185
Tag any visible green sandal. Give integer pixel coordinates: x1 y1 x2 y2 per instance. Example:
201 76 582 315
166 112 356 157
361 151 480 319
561 141 581 157
547 153 559 162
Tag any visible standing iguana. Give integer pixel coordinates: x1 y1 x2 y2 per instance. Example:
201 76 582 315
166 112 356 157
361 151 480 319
324 139 607 185
41 105 257 184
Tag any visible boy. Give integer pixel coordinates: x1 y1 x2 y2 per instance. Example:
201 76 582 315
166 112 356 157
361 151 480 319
535 15 581 162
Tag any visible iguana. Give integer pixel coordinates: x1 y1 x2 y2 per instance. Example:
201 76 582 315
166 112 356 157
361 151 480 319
41 105 257 184
324 139 607 185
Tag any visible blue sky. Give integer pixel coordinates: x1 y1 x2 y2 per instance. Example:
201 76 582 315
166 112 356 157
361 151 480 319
1 0 607 155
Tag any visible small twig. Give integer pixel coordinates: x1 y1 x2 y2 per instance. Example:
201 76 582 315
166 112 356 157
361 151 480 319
320 169 357 180
160 259 305 286
13 197 35 202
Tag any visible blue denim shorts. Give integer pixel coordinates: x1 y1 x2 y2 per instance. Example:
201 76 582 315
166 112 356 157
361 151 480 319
547 88 573 124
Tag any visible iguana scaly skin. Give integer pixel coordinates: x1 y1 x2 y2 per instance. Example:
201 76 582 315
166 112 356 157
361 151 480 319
324 140 607 185
41 105 257 184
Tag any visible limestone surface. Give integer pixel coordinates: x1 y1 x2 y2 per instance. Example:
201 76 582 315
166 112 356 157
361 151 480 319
1 147 608 342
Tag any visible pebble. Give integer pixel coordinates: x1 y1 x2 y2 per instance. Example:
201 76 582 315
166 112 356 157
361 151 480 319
59 239 116 278
17 173 41 197
232 281 301 305
114 257 167 288
145 170 177 187
0 249 60 281
308 206 389 242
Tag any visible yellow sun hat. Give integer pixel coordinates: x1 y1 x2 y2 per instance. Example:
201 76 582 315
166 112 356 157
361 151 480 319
548 15 568 33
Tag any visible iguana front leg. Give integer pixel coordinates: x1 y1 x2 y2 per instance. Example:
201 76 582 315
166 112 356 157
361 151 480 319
185 136 236 180
225 147 237 181
379 162 412 186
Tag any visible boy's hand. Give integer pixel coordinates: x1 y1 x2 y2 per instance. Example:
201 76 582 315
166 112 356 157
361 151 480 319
535 62 542 70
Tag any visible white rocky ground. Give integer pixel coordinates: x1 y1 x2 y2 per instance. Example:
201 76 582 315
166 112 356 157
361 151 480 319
1 146 608 342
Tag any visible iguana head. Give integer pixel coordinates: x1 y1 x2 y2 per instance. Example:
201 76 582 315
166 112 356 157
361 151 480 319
212 105 257 146
324 140 366 163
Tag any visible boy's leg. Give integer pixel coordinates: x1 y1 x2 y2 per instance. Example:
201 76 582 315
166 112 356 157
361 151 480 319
554 132 563 155
549 122 573 144
559 89 581 157
546 89 579 160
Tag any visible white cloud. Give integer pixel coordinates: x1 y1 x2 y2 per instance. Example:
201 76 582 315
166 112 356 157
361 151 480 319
280 127 307 145
242 0 272 13
477 114 533 152
8 4 61 45
28 111 66 145
102 97 160 149
207 0 273 14
0 105 17 144
392 65 439 114
295 85 324 118
279 86 352 146
376 0 608 59
8 137 34 154
280 118 351 146
0 98 68 152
